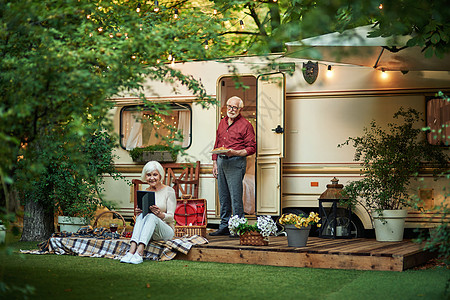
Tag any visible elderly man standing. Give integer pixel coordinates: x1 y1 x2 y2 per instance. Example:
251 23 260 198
210 96 256 236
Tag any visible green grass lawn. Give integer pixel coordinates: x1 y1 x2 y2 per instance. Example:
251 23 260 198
1 237 449 300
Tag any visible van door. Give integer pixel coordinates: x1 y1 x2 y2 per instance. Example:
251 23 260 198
256 73 285 216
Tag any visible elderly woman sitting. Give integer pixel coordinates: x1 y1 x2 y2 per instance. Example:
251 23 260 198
120 161 176 264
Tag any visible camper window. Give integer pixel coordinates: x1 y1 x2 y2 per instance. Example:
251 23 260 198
119 104 192 150
426 96 449 146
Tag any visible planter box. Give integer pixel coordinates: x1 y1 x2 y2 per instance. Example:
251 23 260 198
58 216 88 233
132 151 176 163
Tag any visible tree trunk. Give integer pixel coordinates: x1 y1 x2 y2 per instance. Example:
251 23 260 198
21 200 54 241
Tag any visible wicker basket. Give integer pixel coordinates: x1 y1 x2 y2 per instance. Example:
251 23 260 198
174 198 207 238
93 210 127 235
240 231 268 246
175 225 207 238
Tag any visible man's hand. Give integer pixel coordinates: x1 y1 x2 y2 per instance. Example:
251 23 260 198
226 149 247 157
212 160 218 178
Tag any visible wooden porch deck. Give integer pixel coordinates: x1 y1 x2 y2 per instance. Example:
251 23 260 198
176 235 436 272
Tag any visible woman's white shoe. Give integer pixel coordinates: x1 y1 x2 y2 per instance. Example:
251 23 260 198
120 252 134 263
129 253 144 264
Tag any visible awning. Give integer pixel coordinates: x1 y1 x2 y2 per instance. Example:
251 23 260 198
285 25 450 71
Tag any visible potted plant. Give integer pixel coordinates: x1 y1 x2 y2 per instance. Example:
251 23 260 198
228 215 277 246
128 144 179 163
278 212 321 247
339 108 448 241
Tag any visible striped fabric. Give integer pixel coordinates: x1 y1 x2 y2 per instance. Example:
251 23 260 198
21 235 208 262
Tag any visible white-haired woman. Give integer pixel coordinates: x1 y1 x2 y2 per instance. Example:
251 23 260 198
120 161 176 264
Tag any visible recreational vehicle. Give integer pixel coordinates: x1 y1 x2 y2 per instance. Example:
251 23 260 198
104 54 450 237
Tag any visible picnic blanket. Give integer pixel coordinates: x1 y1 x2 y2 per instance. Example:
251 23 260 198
21 226 208 261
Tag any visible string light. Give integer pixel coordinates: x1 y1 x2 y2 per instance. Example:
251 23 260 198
213 9 217 15
174 8 179 19
326 65 333 78
379 3 383 9
204 40 209 50
136 3 141 12
168 54 172 61
109 33 113 38
171 58 175 67
154 0 159 12
381 69 388 79
240 20 244 29
97 27 103 32
86 14 91 19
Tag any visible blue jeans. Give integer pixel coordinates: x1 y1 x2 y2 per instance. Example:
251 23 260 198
217 156 247 229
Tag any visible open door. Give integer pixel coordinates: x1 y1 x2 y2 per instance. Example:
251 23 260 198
256 73 285 216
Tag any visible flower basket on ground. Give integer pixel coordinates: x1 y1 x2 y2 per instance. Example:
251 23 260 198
228 215 277 246
279 212 321 247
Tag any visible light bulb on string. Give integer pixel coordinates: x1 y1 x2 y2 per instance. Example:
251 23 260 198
204 40 209 50
174 8 179 19
326 65 333 78
240 20 244 30
86 14 91 19
379 3 383 9
154 0 159 12
171 58 175 67
97 27 103 32
168 54 172 61
213 9 217 15
136 3 141 12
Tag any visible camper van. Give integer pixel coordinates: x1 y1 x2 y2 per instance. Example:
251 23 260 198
104 54 450 237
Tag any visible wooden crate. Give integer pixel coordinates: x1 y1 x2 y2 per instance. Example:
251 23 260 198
174 198 207 237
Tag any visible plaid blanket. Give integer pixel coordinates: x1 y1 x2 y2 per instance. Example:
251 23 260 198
21 227 208 261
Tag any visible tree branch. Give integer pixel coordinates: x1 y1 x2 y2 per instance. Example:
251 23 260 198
218 31 263 36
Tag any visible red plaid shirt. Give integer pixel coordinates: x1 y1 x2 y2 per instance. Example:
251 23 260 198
212 114 256 160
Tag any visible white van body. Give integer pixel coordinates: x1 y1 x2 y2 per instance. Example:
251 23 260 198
104 55 450 236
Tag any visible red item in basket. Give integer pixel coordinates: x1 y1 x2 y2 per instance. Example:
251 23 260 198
196 203 205 225
174 203 197 226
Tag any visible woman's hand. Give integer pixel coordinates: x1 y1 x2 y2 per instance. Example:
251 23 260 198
150 205 164 219
134 207 143 216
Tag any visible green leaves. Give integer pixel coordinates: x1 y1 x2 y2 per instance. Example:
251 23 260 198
340 107 449 211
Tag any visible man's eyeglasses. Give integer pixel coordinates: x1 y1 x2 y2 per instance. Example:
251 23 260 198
227 105 240 111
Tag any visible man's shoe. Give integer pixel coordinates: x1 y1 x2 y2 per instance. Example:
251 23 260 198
209 227 230 236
